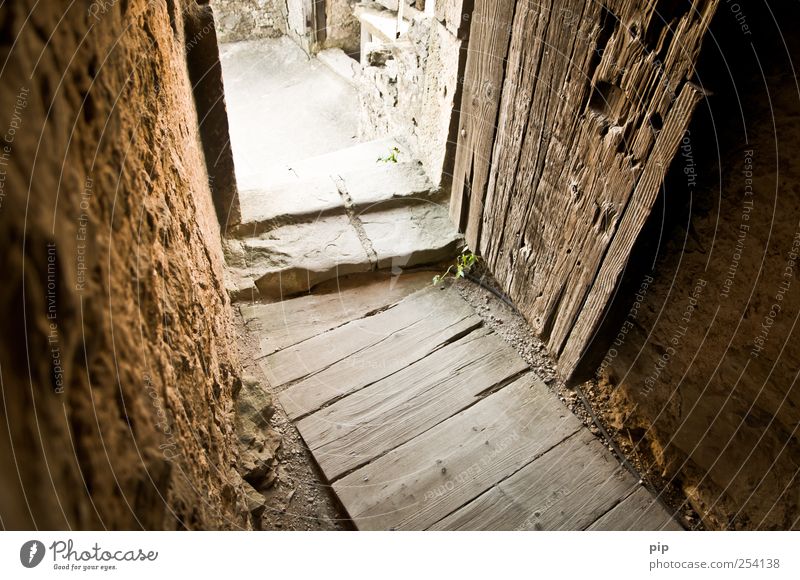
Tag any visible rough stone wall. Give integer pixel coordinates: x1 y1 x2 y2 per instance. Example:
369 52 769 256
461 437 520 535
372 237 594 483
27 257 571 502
211 0 287 43
324 0 360 56
359 11 462 186
595 5 800 530
0 0 248 529
433 0 463 34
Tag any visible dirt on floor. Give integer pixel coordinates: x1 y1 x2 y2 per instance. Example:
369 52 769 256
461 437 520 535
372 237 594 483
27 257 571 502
234 309 351 531
454 263 704 530
233 262 702 530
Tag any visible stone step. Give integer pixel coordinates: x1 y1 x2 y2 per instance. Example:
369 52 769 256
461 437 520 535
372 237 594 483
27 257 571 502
358 202 461 270
233 173 345 238
225 215 371 302
244 136 408 191
232 159 439 237
338 160 437 208
225 202 462 302
316 48 360 85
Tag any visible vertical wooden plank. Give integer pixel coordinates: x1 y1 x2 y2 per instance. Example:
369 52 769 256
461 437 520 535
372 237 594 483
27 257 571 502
477 0 554 263
465 0 718 380
450 0 516 249
558 83 705 379
463 0 516 250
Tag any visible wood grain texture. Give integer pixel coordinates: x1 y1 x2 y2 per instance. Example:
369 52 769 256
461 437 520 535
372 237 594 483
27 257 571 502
241 271 433 355
450 0 718 381
449 0 516 249
558 82 705 376
333 372 582 530
430 429 639 530
278 302 482 421
296 328 529 481
259 285 466 387
262 257 682 530
587 486 684 531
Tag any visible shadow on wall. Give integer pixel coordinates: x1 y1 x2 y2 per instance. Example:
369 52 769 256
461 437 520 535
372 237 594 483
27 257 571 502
211 0 360 56
0 0 247 529
589 1 800 530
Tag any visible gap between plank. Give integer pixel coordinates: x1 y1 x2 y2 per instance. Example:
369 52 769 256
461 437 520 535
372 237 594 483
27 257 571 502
322 365 535 485
284 319 486 422
419 427 585 530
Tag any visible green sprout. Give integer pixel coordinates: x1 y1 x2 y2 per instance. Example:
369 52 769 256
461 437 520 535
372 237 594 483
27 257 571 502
433 250 479 286
377 146 401 163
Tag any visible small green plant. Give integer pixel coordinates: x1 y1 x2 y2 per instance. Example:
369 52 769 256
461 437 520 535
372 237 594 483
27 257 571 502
377 146 401 164
433 250 479 285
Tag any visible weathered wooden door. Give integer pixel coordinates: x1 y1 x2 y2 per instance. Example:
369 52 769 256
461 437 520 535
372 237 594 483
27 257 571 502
449 0 516 251
451 0 719 382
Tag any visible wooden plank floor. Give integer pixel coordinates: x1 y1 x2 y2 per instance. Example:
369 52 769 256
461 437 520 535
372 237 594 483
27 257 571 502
253 276 682 530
